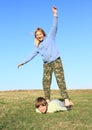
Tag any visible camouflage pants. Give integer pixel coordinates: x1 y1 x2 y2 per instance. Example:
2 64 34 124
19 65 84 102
43 58 69 100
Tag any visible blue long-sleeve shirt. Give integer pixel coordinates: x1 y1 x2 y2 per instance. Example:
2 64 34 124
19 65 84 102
21 16 60 65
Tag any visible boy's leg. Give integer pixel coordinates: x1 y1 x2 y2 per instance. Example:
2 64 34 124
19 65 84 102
43 63 53 100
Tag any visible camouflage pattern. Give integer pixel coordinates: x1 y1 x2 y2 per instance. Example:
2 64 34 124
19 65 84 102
43 58 69 100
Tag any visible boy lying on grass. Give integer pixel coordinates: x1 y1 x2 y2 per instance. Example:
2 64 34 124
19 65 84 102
35 97 72 114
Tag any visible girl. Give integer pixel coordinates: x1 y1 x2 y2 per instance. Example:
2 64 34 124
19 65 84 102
18 7 74 107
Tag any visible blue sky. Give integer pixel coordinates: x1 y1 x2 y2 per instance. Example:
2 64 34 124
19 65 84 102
0 0 92 91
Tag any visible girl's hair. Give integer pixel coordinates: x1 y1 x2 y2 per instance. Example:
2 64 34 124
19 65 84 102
34 28 46 38
35 97 47 108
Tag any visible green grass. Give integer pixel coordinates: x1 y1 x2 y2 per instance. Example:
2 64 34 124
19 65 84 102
0 89 92 130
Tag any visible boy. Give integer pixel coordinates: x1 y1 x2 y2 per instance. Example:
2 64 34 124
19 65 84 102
18 7 74 107
35 97 71 114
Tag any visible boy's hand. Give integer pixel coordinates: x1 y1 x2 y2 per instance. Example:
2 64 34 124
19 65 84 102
52 6 57 16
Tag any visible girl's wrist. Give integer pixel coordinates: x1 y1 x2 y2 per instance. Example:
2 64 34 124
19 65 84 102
53 13 57 16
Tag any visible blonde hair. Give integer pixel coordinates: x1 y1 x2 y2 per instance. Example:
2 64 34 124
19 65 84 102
34 28 46 38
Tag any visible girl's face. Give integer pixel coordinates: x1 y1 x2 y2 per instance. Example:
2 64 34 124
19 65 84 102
38 104 47 113
35 31 44 41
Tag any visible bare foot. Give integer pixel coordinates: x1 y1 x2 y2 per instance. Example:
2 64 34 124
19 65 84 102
46 99 50 103
65 99 74 106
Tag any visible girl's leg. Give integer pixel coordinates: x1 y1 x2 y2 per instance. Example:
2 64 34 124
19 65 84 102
53 58 69 99
43 63 53 100
52 58 74 106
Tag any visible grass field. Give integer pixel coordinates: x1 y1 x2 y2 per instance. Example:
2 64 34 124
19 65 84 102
0 89 92 130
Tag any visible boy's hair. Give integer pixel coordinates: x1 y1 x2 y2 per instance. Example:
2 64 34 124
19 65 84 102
35 97 47 108
34 28 46 38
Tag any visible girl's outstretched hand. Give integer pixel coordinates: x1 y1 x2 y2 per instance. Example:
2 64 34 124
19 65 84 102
17 63 23 68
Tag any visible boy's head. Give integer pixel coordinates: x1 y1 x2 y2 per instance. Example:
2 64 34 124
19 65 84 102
35 97 48 114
